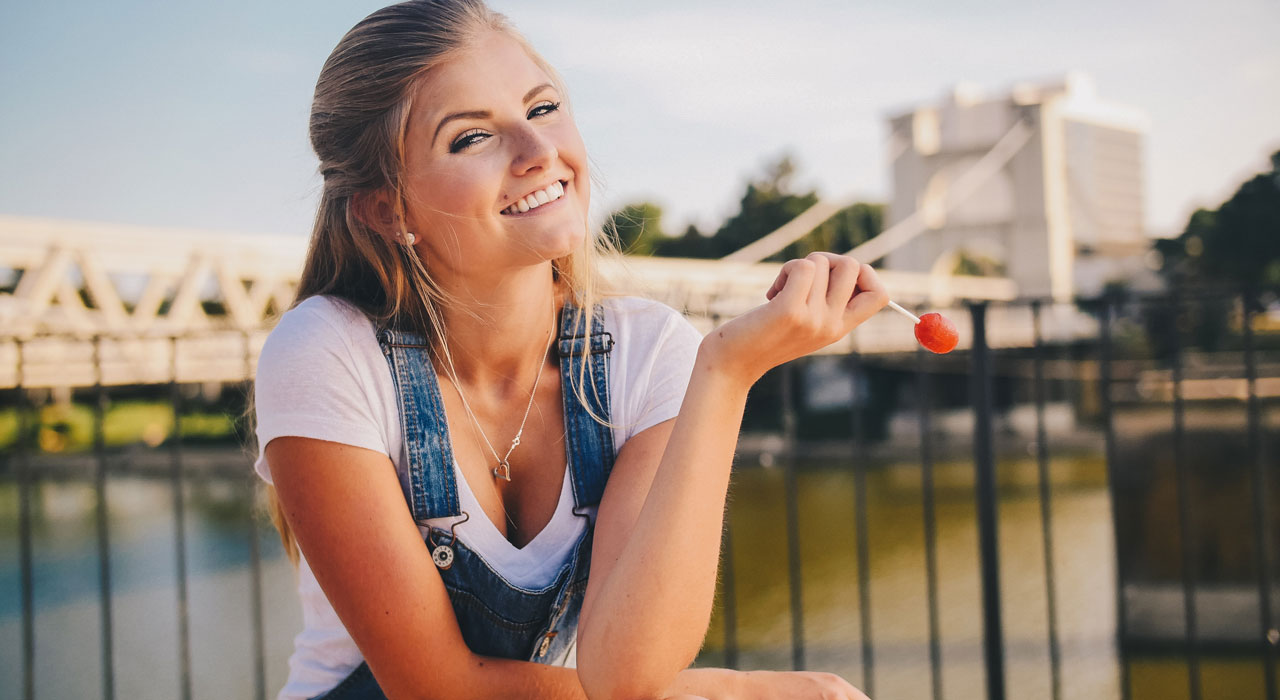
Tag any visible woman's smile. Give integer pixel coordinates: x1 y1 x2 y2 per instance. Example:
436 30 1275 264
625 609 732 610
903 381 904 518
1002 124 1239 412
500 179 568 216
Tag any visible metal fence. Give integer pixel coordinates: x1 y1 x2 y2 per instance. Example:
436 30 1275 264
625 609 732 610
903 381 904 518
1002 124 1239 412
2 292 1277 700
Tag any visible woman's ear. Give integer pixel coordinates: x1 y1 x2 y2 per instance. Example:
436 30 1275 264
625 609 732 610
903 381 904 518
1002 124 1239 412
351 190 401 242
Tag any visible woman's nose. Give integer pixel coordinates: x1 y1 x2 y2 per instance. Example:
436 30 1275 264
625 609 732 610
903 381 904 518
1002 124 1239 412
509 125 557 176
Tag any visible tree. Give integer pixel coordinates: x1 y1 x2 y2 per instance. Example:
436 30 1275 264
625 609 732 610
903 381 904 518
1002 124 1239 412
602 153 885 261
605 202 667 256
776 201 884 262
1157 150 1280 292
652 224 720 259
711 155 818 258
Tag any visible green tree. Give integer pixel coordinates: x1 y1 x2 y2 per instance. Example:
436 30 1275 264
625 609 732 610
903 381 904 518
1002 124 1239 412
1146 150 1280 358
605 201 667 256
711 155 818 258
776 201 885 261
603 153 885 261
1157 150 1280 291
652 224 719 258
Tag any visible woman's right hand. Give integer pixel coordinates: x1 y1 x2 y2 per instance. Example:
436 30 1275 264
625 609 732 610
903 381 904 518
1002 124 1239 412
701 252 888 385
735 669 871 700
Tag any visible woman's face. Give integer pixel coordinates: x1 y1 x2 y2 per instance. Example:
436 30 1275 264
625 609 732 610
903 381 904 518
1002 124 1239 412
400 30 590 280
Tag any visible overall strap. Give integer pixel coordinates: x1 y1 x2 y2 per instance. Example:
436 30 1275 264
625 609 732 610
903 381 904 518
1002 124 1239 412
557 303 616 511
376 328 460 521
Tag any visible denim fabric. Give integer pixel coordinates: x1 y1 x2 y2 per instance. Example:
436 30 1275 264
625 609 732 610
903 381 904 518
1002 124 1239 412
311 304 615 700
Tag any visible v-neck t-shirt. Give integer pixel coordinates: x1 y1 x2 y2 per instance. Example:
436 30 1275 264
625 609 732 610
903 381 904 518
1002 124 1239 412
252 294 703 700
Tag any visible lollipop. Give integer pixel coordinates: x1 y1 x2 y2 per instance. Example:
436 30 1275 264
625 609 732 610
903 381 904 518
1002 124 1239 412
887 301 958 354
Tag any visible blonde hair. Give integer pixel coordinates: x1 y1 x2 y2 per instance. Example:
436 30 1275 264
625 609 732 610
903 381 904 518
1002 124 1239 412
259 0 617 564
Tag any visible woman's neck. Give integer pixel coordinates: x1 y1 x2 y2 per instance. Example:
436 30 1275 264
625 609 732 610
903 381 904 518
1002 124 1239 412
433 263 562 395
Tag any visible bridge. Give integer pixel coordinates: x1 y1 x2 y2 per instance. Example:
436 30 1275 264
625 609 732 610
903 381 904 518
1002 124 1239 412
0 212 1091 391
3 76 1146 389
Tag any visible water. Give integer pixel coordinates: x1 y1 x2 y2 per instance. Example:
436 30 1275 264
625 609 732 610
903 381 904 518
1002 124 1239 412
0 474 300 699
0 448 1272 699
701 454 1120 700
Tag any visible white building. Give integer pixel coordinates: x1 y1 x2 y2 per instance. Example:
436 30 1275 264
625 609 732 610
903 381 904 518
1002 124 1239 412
884 73 1158 300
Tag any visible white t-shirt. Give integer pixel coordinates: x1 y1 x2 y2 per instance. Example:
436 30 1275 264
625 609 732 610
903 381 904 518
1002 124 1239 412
253 294 703 700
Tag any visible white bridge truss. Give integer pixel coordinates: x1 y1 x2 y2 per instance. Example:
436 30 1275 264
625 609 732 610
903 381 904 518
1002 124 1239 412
1 211 1084 390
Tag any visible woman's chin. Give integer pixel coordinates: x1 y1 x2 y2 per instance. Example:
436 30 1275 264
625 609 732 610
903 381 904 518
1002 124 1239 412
536 228 587 261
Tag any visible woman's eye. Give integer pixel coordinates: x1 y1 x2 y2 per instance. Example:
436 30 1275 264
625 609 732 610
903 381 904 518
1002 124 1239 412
450 129 489 153
528 101 561 119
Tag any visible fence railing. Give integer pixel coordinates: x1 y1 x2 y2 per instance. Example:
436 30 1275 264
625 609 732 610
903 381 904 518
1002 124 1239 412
2 292 1277 700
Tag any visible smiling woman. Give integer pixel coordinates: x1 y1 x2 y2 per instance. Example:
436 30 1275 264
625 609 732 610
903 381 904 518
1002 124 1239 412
250 2 884 699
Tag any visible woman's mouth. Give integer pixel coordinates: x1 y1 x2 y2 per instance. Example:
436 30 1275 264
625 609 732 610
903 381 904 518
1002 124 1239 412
501 180 567 216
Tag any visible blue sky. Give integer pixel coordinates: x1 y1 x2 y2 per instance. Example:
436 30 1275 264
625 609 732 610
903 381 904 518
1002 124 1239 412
1 0 1276 240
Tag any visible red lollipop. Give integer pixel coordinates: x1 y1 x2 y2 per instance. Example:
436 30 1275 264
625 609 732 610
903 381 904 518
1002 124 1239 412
887 301 958 354
914 312 958 354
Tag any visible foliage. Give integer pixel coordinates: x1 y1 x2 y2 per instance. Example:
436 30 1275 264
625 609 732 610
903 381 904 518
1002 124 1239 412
0 399 239 452
606 154 884 260
605 202 667 256
1156 150 1280 293
1144 149 1280 360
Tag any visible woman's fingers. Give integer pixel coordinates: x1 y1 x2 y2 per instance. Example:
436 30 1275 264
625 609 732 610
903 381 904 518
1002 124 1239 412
844 262 889 326
820 253 861 310
767 258 817 306
804 253 832 313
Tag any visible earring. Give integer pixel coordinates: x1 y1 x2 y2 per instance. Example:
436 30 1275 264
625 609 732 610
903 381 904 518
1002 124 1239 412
401 231 416 245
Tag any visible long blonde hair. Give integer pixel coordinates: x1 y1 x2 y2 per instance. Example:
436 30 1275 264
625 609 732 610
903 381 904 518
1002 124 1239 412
260 0 615 564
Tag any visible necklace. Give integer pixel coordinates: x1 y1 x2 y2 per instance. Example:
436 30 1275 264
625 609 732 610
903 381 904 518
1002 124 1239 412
443 309 555 482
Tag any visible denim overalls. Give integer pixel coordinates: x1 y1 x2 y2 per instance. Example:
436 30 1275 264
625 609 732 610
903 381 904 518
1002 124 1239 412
312 304 616 700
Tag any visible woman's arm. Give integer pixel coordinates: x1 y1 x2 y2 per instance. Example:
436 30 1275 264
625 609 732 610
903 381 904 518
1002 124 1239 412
267 436 596 700
576 254 887 700
267 435 786 700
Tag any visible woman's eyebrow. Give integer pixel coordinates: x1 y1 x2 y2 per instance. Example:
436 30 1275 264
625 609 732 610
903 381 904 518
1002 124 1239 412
522 82 553 102
430 83 556 147
433 110 489 147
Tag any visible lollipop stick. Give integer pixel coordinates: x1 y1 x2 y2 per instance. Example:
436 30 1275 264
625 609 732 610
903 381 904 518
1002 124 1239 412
886 300 920 324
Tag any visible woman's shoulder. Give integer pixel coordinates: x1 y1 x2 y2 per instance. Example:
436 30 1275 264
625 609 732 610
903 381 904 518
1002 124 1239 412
600 295 687 327
270 295 373 335
600 295 704 347
260 294 377 364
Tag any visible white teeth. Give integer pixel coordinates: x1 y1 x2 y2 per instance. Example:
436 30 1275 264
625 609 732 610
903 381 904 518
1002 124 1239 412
502 181 566 215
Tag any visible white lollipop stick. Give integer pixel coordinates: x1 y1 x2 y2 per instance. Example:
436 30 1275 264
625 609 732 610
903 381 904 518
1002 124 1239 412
886 300 920 324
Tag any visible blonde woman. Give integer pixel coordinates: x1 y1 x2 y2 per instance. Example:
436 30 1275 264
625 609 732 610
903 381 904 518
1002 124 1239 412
253 1 886 698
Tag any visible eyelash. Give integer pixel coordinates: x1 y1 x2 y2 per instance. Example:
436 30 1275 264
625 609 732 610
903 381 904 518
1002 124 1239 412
448 101 562 153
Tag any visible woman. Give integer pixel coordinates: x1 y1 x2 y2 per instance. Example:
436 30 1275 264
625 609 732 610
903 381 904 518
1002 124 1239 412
253 1 886 698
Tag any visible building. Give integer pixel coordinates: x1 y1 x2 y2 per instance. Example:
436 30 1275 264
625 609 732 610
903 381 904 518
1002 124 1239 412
884 72 1158 301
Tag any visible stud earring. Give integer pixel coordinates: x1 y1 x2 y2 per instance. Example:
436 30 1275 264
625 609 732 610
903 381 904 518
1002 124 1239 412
401 231 416 245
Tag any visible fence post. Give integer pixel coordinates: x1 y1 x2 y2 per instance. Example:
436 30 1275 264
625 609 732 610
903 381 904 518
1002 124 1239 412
847 353 876 696
1243 290 1278 700
244 330 268 700
16 340 36 700
970 303 1006 700
781 361 806 671
1032 301 1063 700
1169 292 1203 700
916 345 943 700
169 336 194 700
92 335 116 700
1099 296 1132 700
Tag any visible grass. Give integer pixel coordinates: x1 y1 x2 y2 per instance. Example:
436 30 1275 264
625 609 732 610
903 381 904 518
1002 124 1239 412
0 399 240 452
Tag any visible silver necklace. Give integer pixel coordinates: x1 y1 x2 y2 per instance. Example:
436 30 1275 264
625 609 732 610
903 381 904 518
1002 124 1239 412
444 313 555 482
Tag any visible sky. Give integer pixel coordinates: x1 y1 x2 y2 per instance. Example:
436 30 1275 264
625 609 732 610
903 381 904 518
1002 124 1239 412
1 0 1276 242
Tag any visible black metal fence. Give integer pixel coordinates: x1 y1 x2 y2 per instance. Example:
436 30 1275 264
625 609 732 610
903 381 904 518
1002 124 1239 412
2 292 1277 700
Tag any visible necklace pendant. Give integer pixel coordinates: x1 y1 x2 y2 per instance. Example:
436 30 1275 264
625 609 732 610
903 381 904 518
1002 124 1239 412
492 460 511 481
